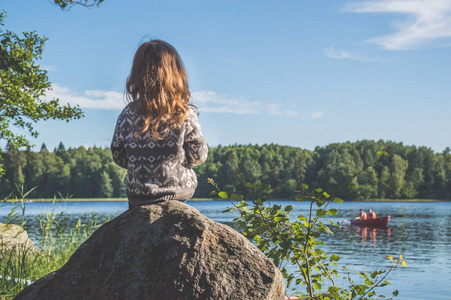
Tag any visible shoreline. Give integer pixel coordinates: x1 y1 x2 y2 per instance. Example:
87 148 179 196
345 198 451 202
2 198 450 203
2 198 217 203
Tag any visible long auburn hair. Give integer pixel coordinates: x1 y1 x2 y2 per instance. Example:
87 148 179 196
126 40 196 139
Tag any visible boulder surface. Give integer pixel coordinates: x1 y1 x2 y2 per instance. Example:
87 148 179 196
14 200 285 300
0 223 36 253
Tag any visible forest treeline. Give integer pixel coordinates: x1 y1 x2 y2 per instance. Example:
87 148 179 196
1 140 450 200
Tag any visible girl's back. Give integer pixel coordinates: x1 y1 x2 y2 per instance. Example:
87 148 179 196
111 40 208 207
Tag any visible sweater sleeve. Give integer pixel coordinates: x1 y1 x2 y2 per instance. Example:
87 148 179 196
184 112 208 167
111 111 128 169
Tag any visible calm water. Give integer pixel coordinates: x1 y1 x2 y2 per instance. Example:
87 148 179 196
1 200 450 299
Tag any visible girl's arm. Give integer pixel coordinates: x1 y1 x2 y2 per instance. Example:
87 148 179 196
111 114 128 169
184 112 208 167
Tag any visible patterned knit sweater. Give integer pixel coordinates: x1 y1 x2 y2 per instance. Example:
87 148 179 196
111 102 208 206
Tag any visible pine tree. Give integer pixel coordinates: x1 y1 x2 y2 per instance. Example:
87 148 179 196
40 143 49 153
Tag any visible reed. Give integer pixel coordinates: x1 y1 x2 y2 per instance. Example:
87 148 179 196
0 191 108 299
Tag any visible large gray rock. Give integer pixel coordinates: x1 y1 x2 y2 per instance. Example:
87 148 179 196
14 201 285 300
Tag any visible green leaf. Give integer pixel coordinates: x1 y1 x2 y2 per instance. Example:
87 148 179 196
218 191 228 199
327 286 340 297
324 226 333 235
377 151 389 157
230 194 242 201
285 205 294 212
316 199 325 207
302 183 309 190
327 208 338 216
330 254 340 262
254 234 261 243
328 219 338 226
356 284 368 295
244 182 255 188
316 209 327 217
393 290 399 296
295 194 304 201
333 197 343 204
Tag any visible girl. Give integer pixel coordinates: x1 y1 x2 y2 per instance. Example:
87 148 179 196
111 40 208 207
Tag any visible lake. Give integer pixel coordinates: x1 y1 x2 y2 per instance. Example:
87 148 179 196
1 200 450 299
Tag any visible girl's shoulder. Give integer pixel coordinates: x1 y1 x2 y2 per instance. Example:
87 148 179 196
120 102 135 116
125 101 135 110
180 108 199 128
186 107 199 120
182 108 202 132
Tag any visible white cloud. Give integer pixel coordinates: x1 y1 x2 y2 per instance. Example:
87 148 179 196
192 91 261 114
46 84 127 110
192 91 298 117
325 47 387 62
325 47 352 59
344 0 451 50
266 104 299 117
46 86 300 117
41 65 57 72
303 111 325 120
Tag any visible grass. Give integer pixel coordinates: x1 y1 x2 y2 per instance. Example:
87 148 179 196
4 198 129 202
1 195 107 299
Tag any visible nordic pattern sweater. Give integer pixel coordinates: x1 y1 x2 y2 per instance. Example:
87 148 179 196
111 102 208 206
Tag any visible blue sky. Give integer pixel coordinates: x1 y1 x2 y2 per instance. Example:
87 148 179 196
3 0 451 152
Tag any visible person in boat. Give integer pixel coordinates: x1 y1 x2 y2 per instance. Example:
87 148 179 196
355 209 367 220
368 208 376 219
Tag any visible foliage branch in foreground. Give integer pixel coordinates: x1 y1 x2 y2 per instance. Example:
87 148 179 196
209 151 407 299
0 11 84 174
52 0 105 10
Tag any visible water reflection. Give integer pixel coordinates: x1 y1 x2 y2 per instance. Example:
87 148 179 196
338 225 391 247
